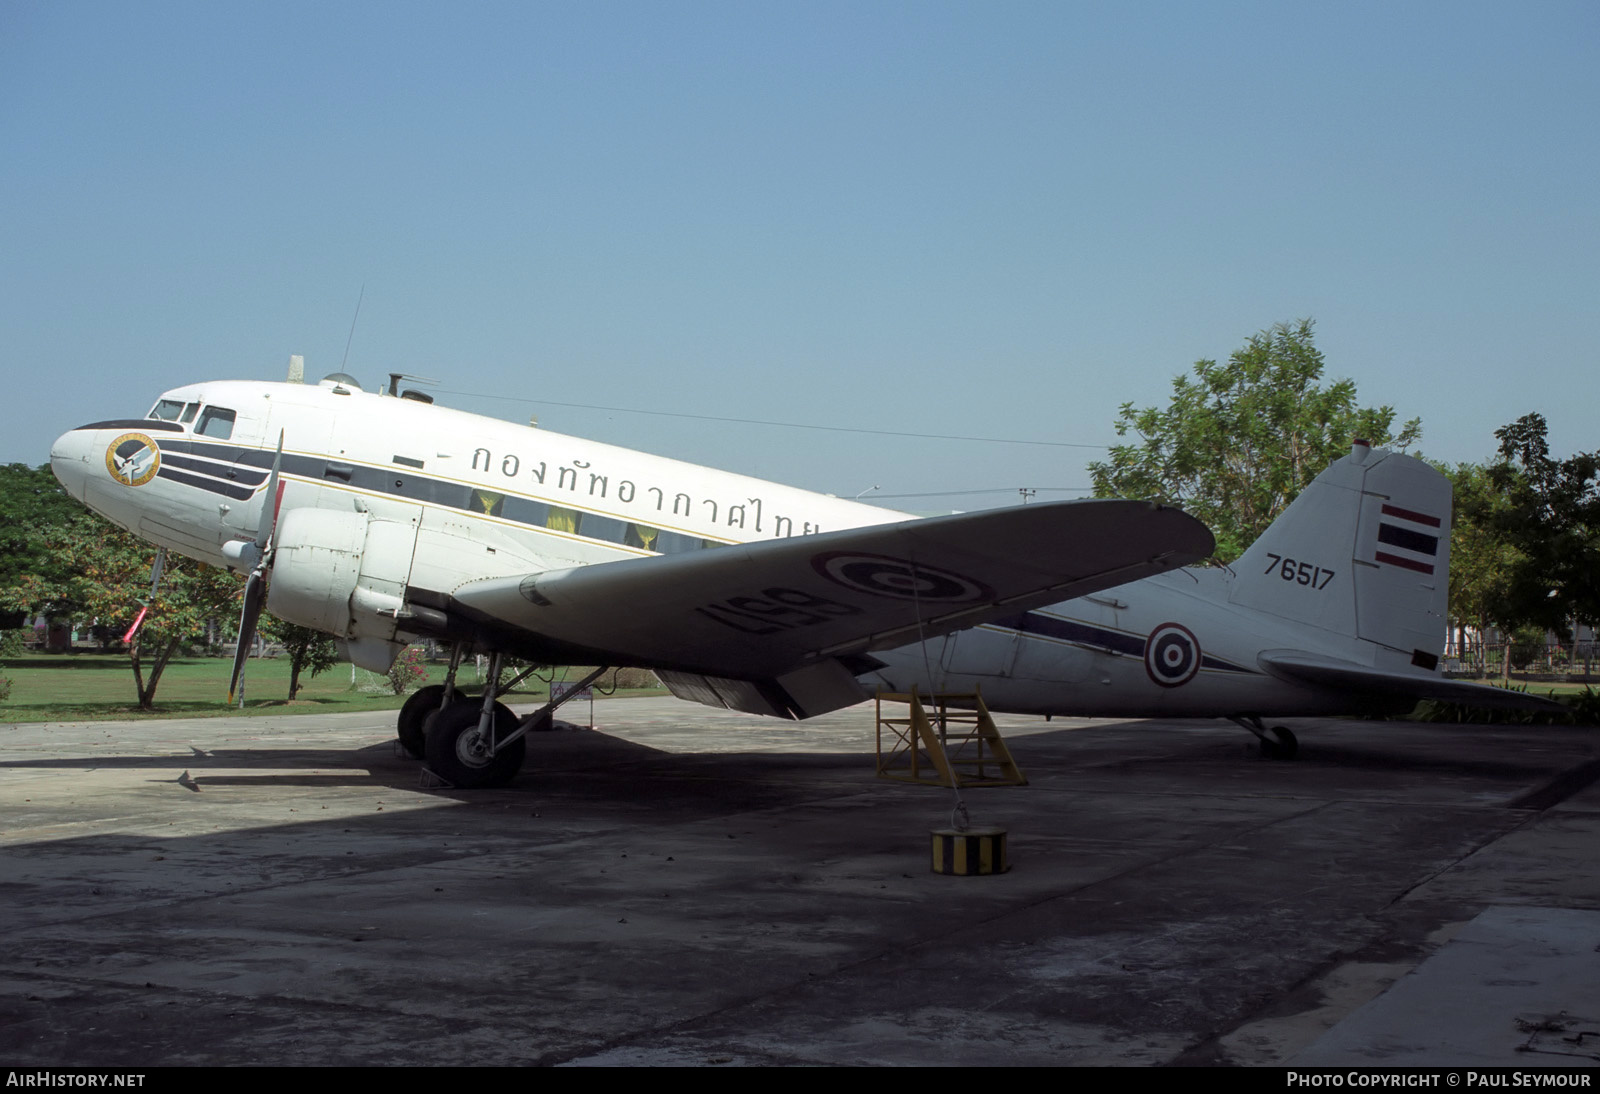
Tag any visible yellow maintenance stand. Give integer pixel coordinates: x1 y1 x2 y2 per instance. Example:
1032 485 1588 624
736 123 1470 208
874 687 1026 789
875 688 1024 876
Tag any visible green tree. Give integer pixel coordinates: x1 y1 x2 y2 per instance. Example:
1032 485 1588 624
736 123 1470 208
1482 413 1600 640
63 528 245 708
261 617 340 700
1443 461 1525 678
1089 321 1422 562
0 463 95 628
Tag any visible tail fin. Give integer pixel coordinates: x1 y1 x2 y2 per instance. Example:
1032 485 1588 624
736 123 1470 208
1229 442 1451 668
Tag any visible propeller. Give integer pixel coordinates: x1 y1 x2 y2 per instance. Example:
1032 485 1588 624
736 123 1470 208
228 432 286 707
122 547 167 643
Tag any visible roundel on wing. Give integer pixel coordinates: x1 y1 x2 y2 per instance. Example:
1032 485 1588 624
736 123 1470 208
105 432 161 487
1144 622 1201 688
810 551 993 604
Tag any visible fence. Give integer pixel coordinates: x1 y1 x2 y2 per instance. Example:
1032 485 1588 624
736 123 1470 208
1443 640 1598 682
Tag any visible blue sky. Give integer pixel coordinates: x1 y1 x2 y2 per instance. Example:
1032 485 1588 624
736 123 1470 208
3 1 1595 507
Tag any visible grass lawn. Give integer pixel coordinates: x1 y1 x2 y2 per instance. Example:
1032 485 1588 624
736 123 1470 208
3 652 1589 726
0 652 665 723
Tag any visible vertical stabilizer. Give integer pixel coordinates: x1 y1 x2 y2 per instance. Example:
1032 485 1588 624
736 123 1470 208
1350 451 1451 666
1229 445 1451 665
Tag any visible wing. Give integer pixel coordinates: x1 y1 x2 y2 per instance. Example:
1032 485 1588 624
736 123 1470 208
442 499 1212 714
1258 650 1567 712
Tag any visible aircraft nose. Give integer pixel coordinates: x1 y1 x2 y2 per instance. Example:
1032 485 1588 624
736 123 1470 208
50 428 94 500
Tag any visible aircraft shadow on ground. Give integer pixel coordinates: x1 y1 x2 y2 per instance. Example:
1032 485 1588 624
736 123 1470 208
0 729 887 799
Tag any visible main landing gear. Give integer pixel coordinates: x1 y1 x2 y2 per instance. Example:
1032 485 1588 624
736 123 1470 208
426 699 525 788
395 644 468 759
397 685 447 759
1229 715 1299 760
395 646 612 789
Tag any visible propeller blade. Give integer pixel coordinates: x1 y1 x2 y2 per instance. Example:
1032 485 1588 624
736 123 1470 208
255 431 286 550
124 547 167 643
232 435 284 706
228 568 267 707
122 605 150 644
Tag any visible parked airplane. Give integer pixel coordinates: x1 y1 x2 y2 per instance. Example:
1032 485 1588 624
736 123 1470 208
49 371 1546 786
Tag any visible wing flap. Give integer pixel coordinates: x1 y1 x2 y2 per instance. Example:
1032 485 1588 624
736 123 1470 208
448 499 1213 679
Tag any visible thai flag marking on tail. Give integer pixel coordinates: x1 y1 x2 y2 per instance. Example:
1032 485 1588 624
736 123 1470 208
1375 504 1441 574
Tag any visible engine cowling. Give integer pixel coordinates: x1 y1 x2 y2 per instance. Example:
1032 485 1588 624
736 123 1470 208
265 509 419 671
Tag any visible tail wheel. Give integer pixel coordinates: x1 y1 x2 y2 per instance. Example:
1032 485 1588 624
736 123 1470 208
1261 725 1299 760
424 701 526 789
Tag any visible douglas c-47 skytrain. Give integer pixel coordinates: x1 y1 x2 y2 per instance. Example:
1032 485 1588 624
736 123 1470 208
50 369 1551 787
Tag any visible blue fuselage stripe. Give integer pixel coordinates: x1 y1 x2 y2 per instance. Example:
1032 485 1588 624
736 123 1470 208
992 611 1255 674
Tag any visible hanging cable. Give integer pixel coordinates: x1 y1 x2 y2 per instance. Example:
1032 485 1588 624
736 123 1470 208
432 388 1110 450
907 553 972 833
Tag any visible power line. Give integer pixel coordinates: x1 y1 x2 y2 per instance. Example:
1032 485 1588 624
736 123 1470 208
869 486 1094 500
433 388 1110 450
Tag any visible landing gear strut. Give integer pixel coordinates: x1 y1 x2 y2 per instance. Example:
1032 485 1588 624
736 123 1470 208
1229 715 1299 760
421 653 612 789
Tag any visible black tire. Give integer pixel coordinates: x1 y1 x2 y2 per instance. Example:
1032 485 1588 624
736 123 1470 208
1262 725 1299 760
423 701 526 789
397 685 447 759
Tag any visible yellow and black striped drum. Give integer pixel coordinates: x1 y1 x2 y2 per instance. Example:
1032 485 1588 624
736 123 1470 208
930 827 1009 876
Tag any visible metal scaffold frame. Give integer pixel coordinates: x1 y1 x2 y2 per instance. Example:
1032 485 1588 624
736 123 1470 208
874 687 1027 788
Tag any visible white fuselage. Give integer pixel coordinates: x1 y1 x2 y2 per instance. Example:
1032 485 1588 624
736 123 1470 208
864 570 1363 717
51 378 1395 720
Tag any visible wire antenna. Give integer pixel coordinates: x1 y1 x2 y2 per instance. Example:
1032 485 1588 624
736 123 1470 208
340 284 365 372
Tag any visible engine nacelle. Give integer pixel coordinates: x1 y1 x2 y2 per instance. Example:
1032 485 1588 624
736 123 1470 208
266 509 419 672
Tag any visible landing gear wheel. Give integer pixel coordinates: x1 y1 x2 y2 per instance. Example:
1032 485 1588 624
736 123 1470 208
423 701 526 789
397 685 449 759
1260 725 1299 760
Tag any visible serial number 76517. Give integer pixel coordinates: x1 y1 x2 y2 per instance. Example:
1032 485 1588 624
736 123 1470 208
1263 554 1335 590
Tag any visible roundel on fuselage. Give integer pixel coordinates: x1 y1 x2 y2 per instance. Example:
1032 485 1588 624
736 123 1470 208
1144 622 1201 688
105 432 161 487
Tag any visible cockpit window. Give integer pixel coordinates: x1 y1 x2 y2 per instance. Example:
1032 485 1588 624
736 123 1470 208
195 406 237 440
150 399 182 420
149 399 201 424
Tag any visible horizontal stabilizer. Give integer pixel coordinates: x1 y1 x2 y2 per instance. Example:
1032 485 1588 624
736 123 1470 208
1257 650 1567 713
449 499 1214 680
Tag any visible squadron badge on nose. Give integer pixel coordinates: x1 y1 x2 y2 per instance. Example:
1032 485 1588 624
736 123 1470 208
106 432 161 487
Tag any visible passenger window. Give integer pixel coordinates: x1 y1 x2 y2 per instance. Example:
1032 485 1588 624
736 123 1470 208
578 513 626 543
196 406 237 439
656 530 720 554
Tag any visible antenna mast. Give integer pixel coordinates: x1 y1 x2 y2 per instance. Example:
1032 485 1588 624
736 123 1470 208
340 284 365 372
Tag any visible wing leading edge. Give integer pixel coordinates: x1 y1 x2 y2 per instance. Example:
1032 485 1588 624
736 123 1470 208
444 499 1214 713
